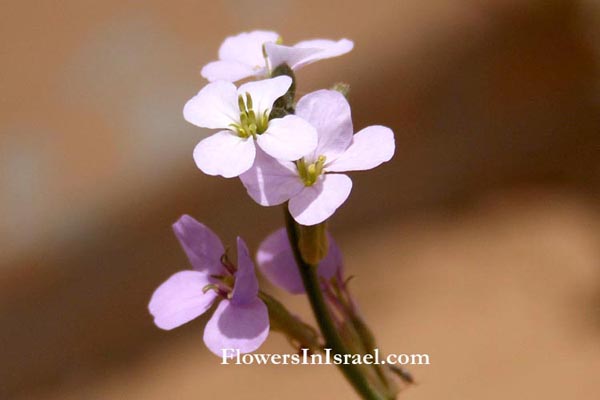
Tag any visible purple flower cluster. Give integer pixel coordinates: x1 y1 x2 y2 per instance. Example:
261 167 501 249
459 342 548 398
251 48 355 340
150 30 397 359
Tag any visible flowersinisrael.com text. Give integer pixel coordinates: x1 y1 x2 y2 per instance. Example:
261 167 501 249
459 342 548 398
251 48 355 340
221 348 430 366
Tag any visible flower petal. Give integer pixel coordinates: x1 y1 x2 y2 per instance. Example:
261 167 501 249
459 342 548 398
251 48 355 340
203 298 270 356
292 38 354 69
201 60 260 82
264 42 323 71
257 115 317 161
172 215 225 275
256 228 343 294
231 237 259 305
193 131 256 178
326 125 395 172
183 81 239 129
295 90 353 162
240 148 304 206
256 228 305 294
289 174 352 226
237 75 292 116
149 270 217 330
218 30 279 68
265 38 353 71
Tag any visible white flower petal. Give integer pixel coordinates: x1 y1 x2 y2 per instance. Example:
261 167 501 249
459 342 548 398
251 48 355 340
193 131 256 178
264 42 323 71
237 76 292 116
295 90 353 162
327 125 395 172
289 174 353 226
240 148 304 206
201 60 260 82
218 30 279 67
183 81 239 129
257 115 317 161
265 38 353 71
292 38 354 69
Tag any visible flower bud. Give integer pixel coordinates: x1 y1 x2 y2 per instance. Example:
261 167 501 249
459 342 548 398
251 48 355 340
331 82 350 98
270 63 296 118
297 222 328 265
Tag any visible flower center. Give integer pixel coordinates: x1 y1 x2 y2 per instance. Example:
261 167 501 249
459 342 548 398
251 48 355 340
296 155 326 186
202 253 236 299
230 93 269 139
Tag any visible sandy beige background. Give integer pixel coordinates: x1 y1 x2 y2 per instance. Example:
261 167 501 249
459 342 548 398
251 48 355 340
1 1 599 399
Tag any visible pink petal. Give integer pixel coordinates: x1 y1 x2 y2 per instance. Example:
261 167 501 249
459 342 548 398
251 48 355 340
203 298 269 356
264 42 323 71
172 215 225 275
257 228 343 294
237 76 292 116
240 148 304 206
201 60 259 82
257 115 317 161
218 30 279 68
231 237 259 305
149 270 217 330
295 90 353 162
292 38 354 69
326 125 395 172
183 81 239 129
193 131 256 178
256 228 305 294
289 174 352 226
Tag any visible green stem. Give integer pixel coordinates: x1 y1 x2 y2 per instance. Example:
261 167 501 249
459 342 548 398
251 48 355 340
284 209 389 400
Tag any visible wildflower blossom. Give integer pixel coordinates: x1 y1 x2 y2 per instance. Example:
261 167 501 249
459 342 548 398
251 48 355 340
184 76 317 177
148 215 269 356
240 89 395 225
201 30 353 82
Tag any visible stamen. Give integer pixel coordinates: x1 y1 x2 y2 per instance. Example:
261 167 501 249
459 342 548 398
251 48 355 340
232 92 268 138
220 253 236 274
237 94 246 113
296 156 327 186
245 92 253 110
202 283 220 294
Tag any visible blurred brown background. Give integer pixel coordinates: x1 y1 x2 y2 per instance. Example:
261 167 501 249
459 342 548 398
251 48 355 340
1 0 599 399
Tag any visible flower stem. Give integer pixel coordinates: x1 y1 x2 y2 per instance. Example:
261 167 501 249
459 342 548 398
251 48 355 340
284 208 389 400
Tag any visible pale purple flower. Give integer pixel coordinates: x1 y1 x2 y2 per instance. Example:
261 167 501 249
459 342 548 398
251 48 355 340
148 215 269 356
240 89 395 226
201 30 354 82
256 228 342 294
184 76 317 178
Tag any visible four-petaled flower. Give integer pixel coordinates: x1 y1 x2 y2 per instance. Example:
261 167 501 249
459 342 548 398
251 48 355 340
201 30 354 83
184 76 317 178
257 227 342 294
148 215 269 356
240 89 395 226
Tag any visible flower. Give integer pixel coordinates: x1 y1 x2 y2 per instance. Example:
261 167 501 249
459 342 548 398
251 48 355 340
201 30 354 82
256 227 342 294
184 76 317 178
148 215 269 356
240 89 395 226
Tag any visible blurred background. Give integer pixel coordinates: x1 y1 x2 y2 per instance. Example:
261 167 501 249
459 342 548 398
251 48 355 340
1 0 599 399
